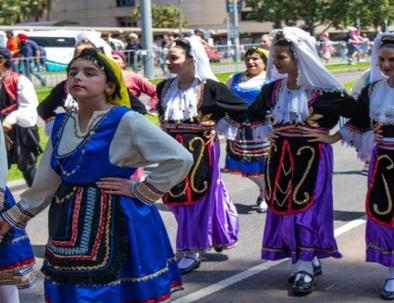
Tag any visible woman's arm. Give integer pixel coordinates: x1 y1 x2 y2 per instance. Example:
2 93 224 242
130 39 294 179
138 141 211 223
1 141 62 230
98 112 193 204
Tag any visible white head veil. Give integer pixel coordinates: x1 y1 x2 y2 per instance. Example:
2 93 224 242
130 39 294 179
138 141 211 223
266 27 344 92
370 32 394 82
168 36 217 81
75 32 113 58
187 35 217 81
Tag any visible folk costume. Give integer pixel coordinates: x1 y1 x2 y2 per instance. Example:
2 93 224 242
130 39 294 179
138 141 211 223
0 122 35 303
224 48 270 178
156 37 248 269
1 49 193 303
339 33 394 298
248 28 363 287
0 50 41 187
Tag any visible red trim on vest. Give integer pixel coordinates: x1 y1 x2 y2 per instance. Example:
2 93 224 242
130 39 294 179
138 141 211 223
1 71 20 115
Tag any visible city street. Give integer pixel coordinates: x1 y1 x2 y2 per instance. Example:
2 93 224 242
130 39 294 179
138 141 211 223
13 138 383 303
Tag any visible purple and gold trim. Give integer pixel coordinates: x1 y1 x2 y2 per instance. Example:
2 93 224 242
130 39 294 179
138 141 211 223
132 181 165 205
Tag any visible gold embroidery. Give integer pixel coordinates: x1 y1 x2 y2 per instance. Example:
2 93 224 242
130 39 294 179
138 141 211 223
136 182 162 202
372 155 393 216
197 112 215 126
46 194 113 271
189 137 208 194
54 188 75 204
265 143 277 200
282 162 291 176
305 107 324 128
6 205 31 227
293 146 315 205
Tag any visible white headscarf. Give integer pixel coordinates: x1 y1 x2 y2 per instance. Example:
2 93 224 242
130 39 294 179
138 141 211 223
75 32 113 58
168 36 217 81
369 32 394 123
266 27 344 92
370 32 394 82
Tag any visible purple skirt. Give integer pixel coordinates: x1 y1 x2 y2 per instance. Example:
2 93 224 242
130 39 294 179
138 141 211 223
366 147 394 267
168 139 239 252
261 144 342 263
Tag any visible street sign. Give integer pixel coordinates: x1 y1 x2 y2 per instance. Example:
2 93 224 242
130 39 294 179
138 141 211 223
226 0 242 13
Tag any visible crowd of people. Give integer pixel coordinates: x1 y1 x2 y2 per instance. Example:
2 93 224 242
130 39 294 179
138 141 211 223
0 26 392 303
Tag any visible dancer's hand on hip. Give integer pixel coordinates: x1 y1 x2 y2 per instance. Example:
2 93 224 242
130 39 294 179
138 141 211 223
0 218 12 242
96 177 136 198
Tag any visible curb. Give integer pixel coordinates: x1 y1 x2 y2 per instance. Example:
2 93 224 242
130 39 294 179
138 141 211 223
331 67 368 75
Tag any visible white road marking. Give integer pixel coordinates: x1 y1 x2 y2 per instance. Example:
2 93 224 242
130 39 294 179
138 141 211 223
173 218 366 303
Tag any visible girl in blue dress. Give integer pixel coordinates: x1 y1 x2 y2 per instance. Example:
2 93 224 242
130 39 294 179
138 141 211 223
225 47 270 212
0 122 35 303
0 48 193 303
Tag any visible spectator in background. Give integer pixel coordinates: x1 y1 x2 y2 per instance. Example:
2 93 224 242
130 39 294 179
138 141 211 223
5 30 20 72
347 27 363 64
125 33 142 71
260 34 272 50
17 33 46 86
319 31 335 64
112 50 158 112
158 34 174 75
0 47 41 187
102 32 116 50
360 33 371 61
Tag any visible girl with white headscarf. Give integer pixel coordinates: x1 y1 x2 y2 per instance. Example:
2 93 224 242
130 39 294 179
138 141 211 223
156 36 248 274
248 27 363 296
339 33 394 300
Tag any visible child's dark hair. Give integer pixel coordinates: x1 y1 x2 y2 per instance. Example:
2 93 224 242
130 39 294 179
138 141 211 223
170 39 193 58
3 59 12 69
274 32 292 48
380 36 394 49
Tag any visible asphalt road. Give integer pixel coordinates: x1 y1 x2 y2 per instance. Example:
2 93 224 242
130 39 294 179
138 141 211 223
11 138 385 303
13 70 378 302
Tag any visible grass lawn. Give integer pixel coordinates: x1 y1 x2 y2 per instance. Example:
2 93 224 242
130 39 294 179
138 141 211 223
7 73 357 181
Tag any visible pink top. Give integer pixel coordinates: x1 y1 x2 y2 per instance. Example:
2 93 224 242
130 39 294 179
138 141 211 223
123 72 158 111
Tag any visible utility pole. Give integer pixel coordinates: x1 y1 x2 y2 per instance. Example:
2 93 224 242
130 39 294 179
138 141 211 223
178 0 183 35
233 0 240 62
140 0 154 79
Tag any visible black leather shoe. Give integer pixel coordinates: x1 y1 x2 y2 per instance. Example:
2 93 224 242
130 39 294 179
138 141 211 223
291 271 315 296
214 246 223 253
179 257 201 275
381 279 394 300
288 262 322 284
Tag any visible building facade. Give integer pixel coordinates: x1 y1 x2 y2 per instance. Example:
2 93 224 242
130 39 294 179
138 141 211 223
46 0 273 35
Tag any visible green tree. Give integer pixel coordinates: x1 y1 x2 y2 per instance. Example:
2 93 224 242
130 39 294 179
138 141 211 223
345 0 394 31
0 0 49 24
130 4 188 28
244 0 394 34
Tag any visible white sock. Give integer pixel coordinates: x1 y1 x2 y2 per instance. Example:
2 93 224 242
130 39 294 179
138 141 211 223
385 267 394 292
296 260 313 274
178 252 199 270
0 285 20 303
312 256 320 267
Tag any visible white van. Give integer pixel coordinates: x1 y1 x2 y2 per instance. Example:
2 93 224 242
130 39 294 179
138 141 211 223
0 31 7 48
26 30 77 71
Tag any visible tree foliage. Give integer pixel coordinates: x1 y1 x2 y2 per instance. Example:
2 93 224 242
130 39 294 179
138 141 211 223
0 0 50 24
130 4 188 29
244 0 394 34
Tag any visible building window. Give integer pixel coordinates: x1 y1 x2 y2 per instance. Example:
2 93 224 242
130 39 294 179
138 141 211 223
117 0 135 7
117 17 137 27
241 11 256 21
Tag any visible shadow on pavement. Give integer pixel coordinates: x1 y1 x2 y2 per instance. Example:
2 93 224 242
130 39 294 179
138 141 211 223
32 245 46 258
334 210 366 221
333 170 364 175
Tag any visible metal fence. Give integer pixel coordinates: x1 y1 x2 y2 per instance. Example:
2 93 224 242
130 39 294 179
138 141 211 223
10 40 371 87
